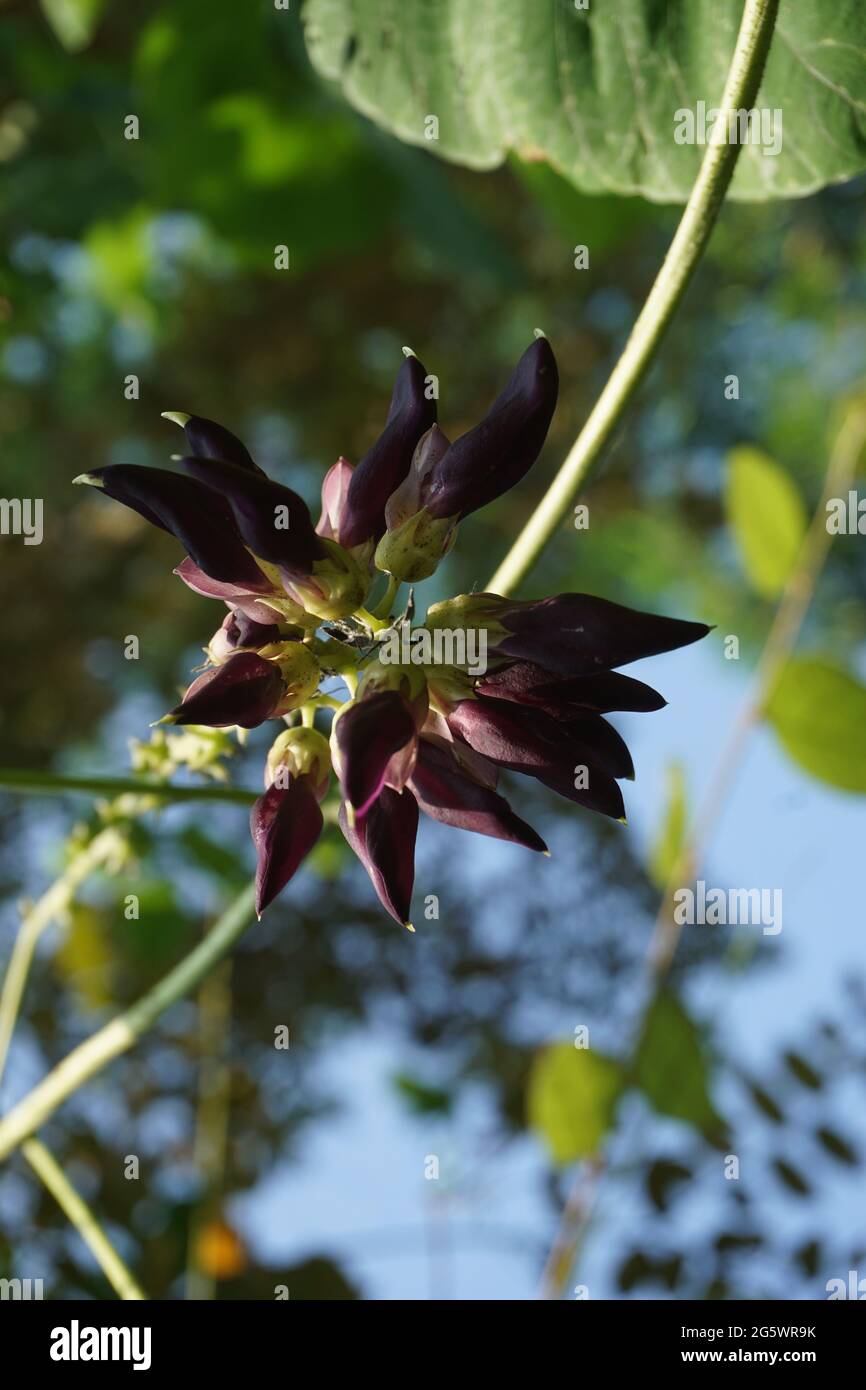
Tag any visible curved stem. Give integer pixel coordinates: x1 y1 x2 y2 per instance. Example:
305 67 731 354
0 825 128 1090
0 769 259 804
487 0 780 597
372 574 400 620
22 1137 146 1300
0 881 257 1162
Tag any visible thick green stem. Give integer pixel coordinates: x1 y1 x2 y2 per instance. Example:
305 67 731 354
0 882 257 1161
22 1138 146 1300
0 769 259 804
488 0 780 598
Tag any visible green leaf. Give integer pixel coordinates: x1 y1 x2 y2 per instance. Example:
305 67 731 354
725 447 807 598
527 1042 623 1165
40 0 107 52
635 992 724 1139
766 657 866 792
303 0 866 203
649 763 687 890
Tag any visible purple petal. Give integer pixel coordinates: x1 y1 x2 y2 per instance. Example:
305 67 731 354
173 557 289 622
333 690 417 816
339 787 418 927
181 455 324 572
446 698 626 820
174 414 264 474
340 354 437 548
167 651 285 728
251 779 324 915
316 457 355 542
222 610 283 649
83 465 271 590
384 424 450 531
476 662 666 713
498 594 710 674
410 737 547 852
423 336 558 519
562 714 634 781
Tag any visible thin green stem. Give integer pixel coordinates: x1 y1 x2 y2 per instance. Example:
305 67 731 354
372 574 400 620
0 881 257 1161
22 1137 146 1300
0 769 259 804
0 825 127 1089
487 0 780 597
355 605 390 635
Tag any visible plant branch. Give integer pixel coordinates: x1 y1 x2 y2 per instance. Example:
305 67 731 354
22 1137 146 1300
487 0 781 597
0 769 259 804
0 825 128 1090
0 881 257 1162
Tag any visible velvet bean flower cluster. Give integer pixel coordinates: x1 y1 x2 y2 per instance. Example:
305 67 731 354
76 335 707 927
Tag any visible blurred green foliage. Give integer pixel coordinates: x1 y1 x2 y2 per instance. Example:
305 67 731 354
1 0 866 1301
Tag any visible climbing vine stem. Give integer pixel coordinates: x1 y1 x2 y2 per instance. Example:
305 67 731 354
487 0 781 598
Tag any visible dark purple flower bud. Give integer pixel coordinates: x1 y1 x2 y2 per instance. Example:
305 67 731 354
410 736 547 853
447 698 626 821
560 713 634 782
225 610 284 649
476 662 666 714
74 465 272 591
339 787 418 929
494 594 710 675
422 336 558 520
207 610 285 663
163 412 264 474
180 455 324 573
163 651 286 729
384 425 451 531
331 689 418 818
339 353 437 548
316 457 355 543
251 778 324 917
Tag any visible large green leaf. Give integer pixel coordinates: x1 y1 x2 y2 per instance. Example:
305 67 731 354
302 0 866 204
635 992 724 1139
766 657 866 792
725 446 807 598
528 1043 623 1164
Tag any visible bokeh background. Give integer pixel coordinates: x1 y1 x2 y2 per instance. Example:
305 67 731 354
1 0 866 1300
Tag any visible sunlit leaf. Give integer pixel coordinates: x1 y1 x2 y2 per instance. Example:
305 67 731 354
725 447 807 598
766 657 866 793
40 0 107 53
527 1042 623 1165
635 992 724 1139
304 0 866 203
